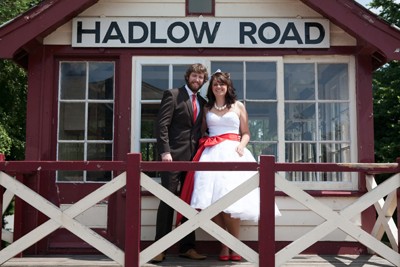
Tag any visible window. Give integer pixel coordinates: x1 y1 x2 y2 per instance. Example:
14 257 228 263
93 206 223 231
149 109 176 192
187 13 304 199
284 62 352 183
187 0 214 16
133 56 356 189
57 61 115 182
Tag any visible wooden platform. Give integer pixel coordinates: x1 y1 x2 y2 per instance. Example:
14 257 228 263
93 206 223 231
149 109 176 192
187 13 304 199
0 255 396 267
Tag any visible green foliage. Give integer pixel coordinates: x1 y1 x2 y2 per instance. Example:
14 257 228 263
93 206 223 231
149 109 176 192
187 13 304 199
373 61 400 163
0 0 42 24
369 0 400 163
0 124 12 155
0 60 27 159
369 0 400 25
0 1 42 159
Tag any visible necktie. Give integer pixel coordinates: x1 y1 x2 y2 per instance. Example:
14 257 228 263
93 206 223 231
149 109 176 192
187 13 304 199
192 94 197 122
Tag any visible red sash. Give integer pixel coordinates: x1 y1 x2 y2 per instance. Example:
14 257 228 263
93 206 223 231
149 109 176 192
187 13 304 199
175 133 240 226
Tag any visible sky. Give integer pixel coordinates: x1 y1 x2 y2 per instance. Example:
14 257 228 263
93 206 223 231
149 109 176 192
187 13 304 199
355 0 371 6
356 0 370 6
355 0 400 11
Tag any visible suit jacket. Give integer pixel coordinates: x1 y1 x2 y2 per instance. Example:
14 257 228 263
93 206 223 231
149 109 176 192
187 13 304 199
157 86 207 161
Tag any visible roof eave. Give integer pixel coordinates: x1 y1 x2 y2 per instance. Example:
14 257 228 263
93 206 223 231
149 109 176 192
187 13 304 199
0 0 99 61
300 0 400 66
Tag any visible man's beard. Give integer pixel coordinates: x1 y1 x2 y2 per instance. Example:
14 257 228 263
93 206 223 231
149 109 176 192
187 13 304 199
188 82 201 92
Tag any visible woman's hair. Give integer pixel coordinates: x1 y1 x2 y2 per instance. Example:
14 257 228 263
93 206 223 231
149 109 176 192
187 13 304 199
205 71 237 109
184 63 209 84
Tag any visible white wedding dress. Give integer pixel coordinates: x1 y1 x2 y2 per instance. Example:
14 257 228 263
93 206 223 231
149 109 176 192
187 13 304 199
190 111 281 221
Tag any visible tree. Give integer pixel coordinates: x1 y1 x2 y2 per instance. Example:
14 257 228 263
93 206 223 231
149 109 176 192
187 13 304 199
0 0 42 160
368 0 400 163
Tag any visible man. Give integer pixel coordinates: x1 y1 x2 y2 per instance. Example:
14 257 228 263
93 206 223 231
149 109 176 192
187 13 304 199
152 63 209 263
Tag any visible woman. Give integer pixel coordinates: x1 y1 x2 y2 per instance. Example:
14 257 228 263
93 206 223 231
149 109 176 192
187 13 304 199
189 70 281 261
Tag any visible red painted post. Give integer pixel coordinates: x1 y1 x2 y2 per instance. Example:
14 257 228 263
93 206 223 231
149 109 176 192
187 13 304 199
397 186 399 254
397 157 400 254
0 153 4 248
125 153 142 267
258 155 276 267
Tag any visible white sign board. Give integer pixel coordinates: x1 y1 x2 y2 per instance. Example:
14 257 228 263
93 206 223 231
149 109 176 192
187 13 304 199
72 17 330 48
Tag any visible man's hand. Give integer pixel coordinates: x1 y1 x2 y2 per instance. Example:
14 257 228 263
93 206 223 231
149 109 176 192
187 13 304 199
161 153 173 161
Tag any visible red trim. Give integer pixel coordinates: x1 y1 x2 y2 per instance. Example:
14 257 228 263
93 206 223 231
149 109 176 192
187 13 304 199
0 0 99 59
300 0 400 62
44 45 357 57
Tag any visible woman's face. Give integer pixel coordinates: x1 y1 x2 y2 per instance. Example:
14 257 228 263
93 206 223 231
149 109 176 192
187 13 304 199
211 79 227 97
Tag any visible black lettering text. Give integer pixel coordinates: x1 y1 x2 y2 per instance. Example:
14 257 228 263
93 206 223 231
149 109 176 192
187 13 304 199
77 21 100 43
102 22 126 43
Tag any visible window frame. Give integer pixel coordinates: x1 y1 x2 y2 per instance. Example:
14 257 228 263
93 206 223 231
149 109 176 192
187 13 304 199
186 0 215 16
57 60 116 183
132 56 357 190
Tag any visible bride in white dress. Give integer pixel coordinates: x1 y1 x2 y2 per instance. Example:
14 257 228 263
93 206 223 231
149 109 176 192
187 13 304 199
189 70 281 261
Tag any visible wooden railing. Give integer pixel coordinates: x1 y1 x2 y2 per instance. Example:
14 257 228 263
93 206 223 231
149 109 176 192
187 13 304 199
0 154 399 266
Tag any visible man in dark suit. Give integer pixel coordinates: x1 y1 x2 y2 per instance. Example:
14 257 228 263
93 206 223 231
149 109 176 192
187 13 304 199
152 63 209 263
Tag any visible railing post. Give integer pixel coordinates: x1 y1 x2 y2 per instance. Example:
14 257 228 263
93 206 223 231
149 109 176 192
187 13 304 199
397 157 400 254
258 155 276 267
125 153 142 267
0 153 4 249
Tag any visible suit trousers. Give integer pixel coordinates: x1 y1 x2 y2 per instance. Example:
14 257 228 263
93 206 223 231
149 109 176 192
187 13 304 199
155 170 195 253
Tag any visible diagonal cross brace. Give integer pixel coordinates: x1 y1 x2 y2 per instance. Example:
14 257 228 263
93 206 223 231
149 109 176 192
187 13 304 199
366 174 398 252
140 172 260 265
275 173 400 267
0 171 126 265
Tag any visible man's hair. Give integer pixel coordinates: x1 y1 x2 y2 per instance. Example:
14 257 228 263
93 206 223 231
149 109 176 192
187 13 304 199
184 63 209 84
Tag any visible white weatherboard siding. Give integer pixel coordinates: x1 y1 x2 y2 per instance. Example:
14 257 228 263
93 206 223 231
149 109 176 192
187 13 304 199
44 0 355 46
140 196 361 242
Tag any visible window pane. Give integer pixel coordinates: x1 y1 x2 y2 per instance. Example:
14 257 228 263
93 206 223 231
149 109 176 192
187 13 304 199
286 171 318 181
285 142 317 163
89 62 114 100
318 64 348 100
58 171 83 182
141 103 158 139
284 63 315 100
320 143 351 163
173 65 189 88
58 143 84 160
60 62 86 99
319 103 350 141
211 62 243 99
246 62 276 99
318 143 351 181
141 142 160 179
285 103 316 141
248 143 278 159
141 142 158 162
59 103 85 140
142 65 168 100
87 143 113 182
87 143 113 161
188 0 212 13
247 102 277 141
88 103 114 140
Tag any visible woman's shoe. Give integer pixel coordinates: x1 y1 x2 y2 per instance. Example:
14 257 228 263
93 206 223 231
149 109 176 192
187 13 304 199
230 254 242 261
218 255 230 261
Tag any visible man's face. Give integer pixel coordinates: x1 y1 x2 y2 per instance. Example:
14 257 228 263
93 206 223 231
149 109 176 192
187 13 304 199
187 72 205 93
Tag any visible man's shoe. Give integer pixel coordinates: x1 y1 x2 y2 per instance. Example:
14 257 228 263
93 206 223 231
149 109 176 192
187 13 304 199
179 249 206 260
151 253 165 263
